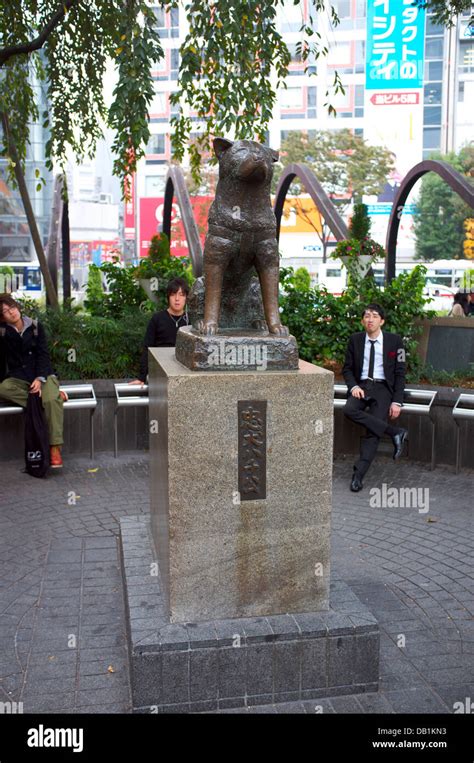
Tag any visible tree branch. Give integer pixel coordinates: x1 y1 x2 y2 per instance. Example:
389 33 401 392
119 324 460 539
0 0 79 67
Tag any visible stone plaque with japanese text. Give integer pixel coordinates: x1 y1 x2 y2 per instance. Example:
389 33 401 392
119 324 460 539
238 400 267 501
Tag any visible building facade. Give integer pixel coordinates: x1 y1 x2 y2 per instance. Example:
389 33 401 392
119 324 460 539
134 0 474 270
0 77 53 295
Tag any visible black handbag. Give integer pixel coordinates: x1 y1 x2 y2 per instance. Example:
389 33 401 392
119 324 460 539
24 392 50 478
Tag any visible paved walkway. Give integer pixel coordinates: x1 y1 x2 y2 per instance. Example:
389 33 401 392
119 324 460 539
0 453 472 714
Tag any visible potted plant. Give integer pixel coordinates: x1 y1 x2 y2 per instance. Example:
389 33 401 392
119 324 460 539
332 203 385 283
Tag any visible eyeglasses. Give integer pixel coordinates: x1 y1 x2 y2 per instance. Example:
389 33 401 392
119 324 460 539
1 306 18 315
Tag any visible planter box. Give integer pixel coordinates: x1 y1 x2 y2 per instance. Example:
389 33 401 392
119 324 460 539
416 317 474 374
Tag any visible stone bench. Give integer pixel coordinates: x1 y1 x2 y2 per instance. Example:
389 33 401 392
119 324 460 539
334 384 438 469
0 383 97 458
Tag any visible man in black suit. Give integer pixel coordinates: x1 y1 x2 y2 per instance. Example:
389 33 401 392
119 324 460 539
343 303 408 492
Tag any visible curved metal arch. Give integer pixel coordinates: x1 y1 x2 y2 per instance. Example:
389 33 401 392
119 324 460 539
386 159 474 282
273 163 349 243
162 165 203 277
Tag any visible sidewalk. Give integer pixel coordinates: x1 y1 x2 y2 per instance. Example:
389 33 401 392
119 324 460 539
0 453 472 714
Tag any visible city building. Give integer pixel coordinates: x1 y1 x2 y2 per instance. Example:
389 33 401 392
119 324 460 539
66 134 122 293
2 2 472 295
0 76 53 296
133 0 474 278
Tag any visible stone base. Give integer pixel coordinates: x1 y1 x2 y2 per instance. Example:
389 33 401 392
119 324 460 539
120 517 380 713
175 325 299 371
149 349 333 622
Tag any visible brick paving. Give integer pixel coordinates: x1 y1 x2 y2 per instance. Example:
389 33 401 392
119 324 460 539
0 452 473 714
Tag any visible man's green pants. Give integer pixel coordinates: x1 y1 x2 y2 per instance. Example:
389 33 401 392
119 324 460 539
0 376 64 446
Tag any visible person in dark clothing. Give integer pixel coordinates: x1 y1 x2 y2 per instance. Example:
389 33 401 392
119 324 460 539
468 290 474 316
0 295 65 468
448 292 470 317
130 277 190 385
343 303 408 492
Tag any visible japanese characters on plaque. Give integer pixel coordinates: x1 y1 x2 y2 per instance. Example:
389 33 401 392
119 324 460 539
366 0 426 90
238 401 267 502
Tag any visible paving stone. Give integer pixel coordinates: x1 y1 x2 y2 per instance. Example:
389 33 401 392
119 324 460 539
384 687 450 714
302 698 335 713
330 695 364 713
0 453 472 714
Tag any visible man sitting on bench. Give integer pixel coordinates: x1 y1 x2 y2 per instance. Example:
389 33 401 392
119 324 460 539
0 295 65 468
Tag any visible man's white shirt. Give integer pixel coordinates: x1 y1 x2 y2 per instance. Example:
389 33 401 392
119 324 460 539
361 330 385 380
351 330 401 407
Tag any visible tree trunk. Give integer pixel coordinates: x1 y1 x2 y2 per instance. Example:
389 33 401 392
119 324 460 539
62 192 71 304
0 110 59 307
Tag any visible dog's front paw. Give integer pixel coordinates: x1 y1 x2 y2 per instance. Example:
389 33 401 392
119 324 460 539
268 323 290 336
196 319 218 336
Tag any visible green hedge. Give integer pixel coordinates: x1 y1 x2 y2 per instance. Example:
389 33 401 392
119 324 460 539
18 301 151 380
17 263 436 382
279 264 435 380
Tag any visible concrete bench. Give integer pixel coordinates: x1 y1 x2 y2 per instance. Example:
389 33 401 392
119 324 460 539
453 393 474 474
114 383 149 457
0 382 97 458
334 384 438 470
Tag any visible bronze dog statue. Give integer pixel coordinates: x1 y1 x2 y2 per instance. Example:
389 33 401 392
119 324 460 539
195 138 289 337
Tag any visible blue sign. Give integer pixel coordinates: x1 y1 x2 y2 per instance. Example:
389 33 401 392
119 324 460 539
366 203 417 215
92 246 102 266
366 0 426 89
25 267 42 291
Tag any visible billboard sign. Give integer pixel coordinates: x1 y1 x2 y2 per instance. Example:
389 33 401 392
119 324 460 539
366 0 426 89
139 196 211 259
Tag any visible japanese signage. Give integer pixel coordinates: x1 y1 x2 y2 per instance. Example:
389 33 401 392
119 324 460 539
366 204 416 216
238 401 267 501
139 196 210 258
366 0 426 89
370 92 420 105
124 172 136 241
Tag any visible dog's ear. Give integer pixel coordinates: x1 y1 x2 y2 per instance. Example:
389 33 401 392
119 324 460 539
213 138 234 158
270 148 279 163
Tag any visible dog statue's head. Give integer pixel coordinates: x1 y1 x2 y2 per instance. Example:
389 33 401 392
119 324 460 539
213 138 279 184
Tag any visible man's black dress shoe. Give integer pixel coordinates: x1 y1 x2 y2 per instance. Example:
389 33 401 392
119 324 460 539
350 471 364 492
392 429 408 460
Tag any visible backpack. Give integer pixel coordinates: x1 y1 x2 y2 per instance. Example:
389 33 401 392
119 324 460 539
24 392 50 478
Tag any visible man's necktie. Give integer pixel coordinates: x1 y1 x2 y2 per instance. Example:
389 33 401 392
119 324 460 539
368 340 376 379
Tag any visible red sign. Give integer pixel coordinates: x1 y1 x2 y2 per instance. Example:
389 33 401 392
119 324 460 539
124 173 136 240
370 92 420 106
139 196 212 259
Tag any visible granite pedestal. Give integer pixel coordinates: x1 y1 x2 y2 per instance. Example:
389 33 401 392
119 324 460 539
120 516 380 713
120 347 380 711
148 348 334 622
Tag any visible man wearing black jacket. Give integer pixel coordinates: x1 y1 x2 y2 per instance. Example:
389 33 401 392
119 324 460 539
0 295 65 468
343 303 408 492
129 277 190 385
